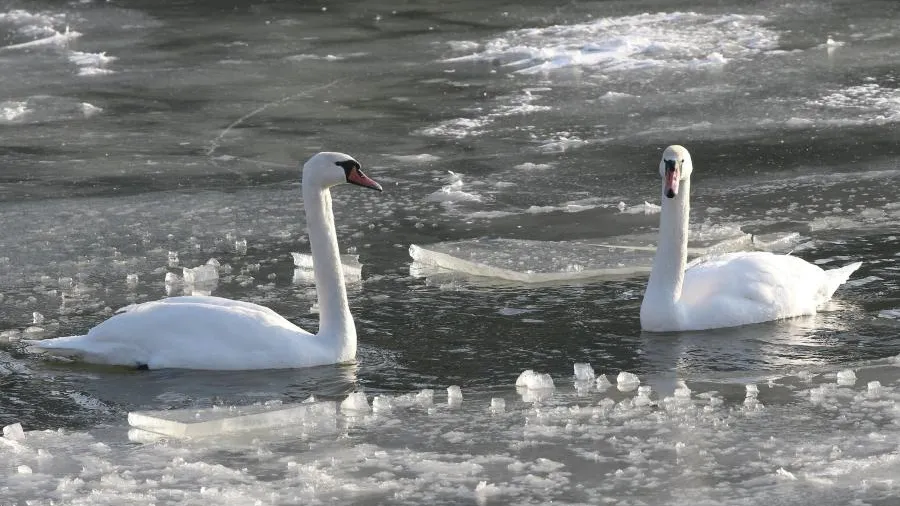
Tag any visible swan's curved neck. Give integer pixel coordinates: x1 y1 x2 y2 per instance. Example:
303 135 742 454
646 178 690 305
302 182 356 358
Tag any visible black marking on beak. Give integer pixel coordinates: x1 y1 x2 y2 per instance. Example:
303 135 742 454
336 160 383 192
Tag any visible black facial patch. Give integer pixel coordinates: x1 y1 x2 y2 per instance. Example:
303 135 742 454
664 159 678 171
335 159 361 180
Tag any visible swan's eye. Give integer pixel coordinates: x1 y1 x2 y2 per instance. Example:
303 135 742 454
335 159 361 176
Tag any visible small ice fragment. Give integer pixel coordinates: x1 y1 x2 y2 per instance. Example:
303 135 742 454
17 465 32 474
183 263 218 285
867 380 882 398
490 397 505 414
674 381 691 400
126 274 139 287
776 467 797 480
797 370 815 382
235 239 248 255
32 312 44 325
3 422 25 441
58 277 74 290
515 370 554 389
372 395 393 412
340 392 370 413
168 251 179 266
635 385 653 406
416 389 434 407
573 362 595 381
836 369 856 386
616 371 640 392
81 102 102 117
447 385 463 401
595 374 612 391
475 480 501 505
744 384 762 409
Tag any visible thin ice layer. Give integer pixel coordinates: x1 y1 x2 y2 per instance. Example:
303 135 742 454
127 400 337 438
409 230 797 283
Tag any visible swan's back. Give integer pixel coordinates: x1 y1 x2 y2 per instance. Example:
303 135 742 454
677 251 860 330
29 296 339 370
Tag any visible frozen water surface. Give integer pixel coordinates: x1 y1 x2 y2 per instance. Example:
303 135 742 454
3 359 900 504
2 0 900 504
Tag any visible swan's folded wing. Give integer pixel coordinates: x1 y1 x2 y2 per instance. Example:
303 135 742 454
682 251 821 308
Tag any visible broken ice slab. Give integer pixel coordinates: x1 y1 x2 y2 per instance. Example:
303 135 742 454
409 230 801 284
291 252 363 282
127 400 337 439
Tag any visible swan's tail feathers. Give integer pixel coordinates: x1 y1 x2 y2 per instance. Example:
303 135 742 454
823 261 862 299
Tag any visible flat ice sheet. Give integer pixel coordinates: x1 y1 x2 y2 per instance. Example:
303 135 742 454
128 400 337 438
410 231 799 283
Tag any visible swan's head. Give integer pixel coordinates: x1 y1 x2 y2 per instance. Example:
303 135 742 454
302 152 383 192
659 145 692 199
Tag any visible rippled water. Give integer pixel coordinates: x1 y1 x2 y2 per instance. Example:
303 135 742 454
2 0 900 504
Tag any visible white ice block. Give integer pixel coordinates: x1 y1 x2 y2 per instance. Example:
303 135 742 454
127 400 337 439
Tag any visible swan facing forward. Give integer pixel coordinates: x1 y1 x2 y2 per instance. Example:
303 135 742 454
640 145 861 332
29 152 383 369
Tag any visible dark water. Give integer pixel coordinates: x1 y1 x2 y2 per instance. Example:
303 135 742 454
1 0 900 504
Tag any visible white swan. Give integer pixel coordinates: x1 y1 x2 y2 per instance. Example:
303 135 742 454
29 152 383 369
640 145 861 332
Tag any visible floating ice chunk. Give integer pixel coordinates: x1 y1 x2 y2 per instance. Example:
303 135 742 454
867 381 883 398
1 100 29 122
515 369 555 389
372 395 393 413
80 102 102 117
635 385 653 406
127 401 337 438
58 276 74 290
3 422 26 441
416 389 434 407
674 381 692 400
32 312 44 325
409 230 782 284
447 385 463 406
776 467 797 480
167 251 179 266
17 465 32 474
490 397 505 414
388 153 442 163
617 201 661 215
744 384 762 409
616 371 640 392
877 309 900 319
340 392 371 414
797 370 816 382
235 238 248 255
426 171 482 204
836 369 857 386
125 273 139 287
595 374 612 391
475 480 502 505
183 260 219 285
573 363 595 381
291 252 363 281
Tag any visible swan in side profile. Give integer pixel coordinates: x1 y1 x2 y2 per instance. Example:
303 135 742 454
640 145 861 332
29 152 383 369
